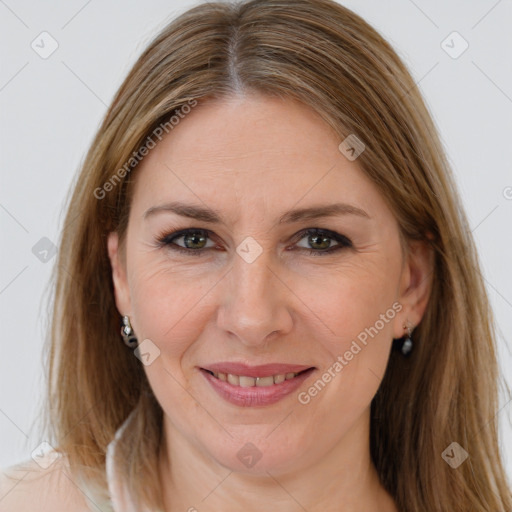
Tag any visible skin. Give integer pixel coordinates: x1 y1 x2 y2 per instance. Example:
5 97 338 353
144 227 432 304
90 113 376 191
108 93 432 512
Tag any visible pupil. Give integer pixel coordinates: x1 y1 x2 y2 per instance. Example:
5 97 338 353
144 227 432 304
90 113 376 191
310 234 330 250
185 232 206 249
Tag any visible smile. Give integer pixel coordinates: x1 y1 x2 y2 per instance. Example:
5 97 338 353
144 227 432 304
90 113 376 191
200 367 316 407
204 369 307 387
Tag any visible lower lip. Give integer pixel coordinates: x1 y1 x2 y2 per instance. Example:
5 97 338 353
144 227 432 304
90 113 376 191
200 368 315 407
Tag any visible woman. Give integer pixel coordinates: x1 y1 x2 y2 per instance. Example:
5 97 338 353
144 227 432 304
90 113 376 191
1 0 510 510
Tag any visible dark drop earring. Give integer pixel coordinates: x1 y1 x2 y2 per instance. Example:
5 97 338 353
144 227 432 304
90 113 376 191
401 322 414 356
120 315 138 348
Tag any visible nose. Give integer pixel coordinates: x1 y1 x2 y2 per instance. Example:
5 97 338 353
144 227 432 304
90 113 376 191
216 247 294 348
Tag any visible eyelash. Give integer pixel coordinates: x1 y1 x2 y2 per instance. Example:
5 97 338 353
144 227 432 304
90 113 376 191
155 227 353 257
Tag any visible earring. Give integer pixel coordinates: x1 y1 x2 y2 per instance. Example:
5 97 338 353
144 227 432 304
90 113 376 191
120 315 138 348
401 322 414 356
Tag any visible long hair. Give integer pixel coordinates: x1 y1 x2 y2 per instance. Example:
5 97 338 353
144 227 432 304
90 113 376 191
41 0 512 510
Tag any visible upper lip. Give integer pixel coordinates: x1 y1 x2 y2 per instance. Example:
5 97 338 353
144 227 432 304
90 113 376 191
201 362 314 378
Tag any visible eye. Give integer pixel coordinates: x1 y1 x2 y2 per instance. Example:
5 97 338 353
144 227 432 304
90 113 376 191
292 228 352 256
156 228 217 256
155 227 352 256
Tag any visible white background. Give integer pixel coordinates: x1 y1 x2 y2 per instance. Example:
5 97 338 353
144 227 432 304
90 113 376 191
1 0 511 485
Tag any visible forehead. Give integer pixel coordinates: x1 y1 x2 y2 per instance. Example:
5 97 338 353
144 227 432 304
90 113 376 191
129 93 390 225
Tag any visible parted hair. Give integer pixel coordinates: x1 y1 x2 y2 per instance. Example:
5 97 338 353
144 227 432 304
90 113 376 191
40 0 512 510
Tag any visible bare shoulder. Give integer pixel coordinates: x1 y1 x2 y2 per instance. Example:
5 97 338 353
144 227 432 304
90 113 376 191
0 453 100 512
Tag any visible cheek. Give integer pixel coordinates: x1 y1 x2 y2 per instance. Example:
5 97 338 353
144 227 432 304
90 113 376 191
303 285 398 429
309 257 400 342
127 257 223 364
127 265 208 411
308 257 400 399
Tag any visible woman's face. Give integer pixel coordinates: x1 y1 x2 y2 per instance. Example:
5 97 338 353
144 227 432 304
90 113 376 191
108 93 430 474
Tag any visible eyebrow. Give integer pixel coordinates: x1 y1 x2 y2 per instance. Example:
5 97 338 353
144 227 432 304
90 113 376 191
143 201 371 225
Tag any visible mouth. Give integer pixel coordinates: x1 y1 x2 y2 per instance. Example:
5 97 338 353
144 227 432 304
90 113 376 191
201 367 313 387
199 365 316 407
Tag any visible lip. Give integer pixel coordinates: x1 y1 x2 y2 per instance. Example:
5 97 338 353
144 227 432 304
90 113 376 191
199 366 316 407
202 362 313 378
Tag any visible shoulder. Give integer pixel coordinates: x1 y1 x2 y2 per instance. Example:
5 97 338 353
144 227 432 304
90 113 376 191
0 453 99 512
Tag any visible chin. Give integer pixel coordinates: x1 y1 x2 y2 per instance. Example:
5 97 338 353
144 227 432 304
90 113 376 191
204 435 307 475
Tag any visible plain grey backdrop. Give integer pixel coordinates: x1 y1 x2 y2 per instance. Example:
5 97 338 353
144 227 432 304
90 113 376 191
1 0 511 484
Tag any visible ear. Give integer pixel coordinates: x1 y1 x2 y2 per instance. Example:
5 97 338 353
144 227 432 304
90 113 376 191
107 231 132 315
393 238 434 338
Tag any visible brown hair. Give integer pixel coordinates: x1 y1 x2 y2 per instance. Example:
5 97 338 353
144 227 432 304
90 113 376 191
40 0 511 510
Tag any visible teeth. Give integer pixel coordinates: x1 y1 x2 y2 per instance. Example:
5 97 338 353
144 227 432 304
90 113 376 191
273 374 286 384
227 373 239 386
255 376 274 387
210 371 302 386
239 376 256 387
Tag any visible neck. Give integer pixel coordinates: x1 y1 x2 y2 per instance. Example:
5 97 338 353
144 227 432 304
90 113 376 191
157 407 397 512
